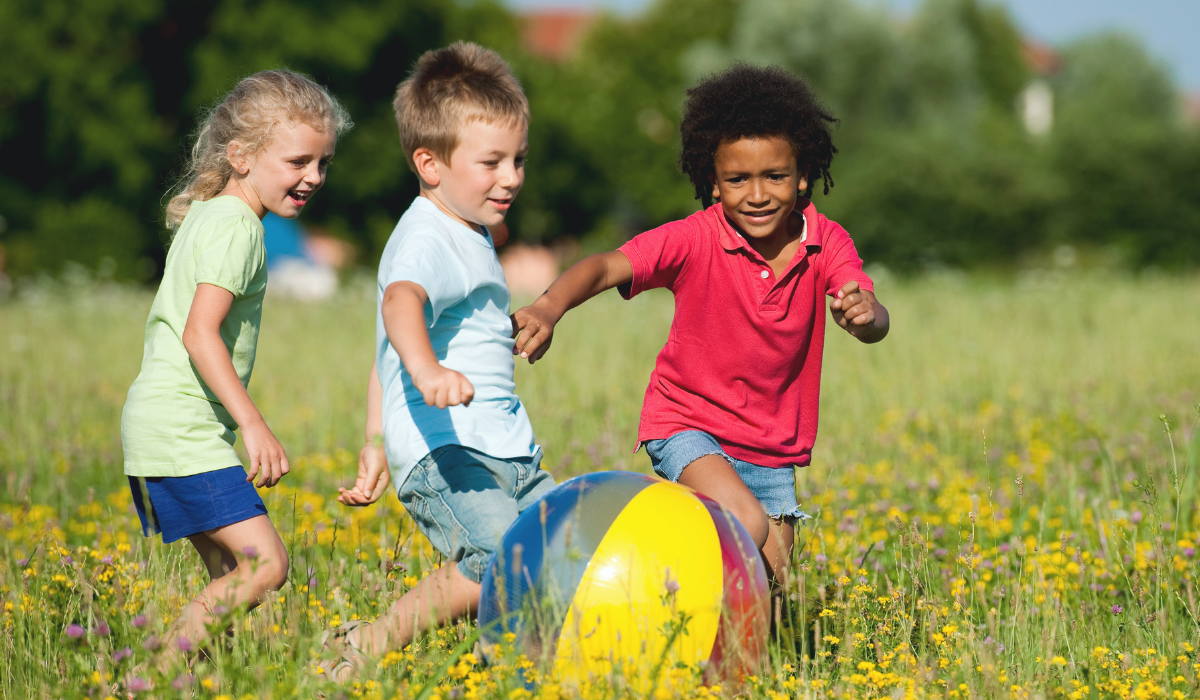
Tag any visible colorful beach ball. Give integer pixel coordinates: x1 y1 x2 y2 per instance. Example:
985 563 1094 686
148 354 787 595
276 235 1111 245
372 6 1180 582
477 472 769 687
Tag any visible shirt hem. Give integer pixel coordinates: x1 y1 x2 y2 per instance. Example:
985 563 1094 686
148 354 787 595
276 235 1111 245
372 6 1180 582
636 426 810 469
195 276 247 297
125 456 243 479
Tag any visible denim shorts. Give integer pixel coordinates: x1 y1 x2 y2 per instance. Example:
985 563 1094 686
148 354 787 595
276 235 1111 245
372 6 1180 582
644 430 808 521
397 445 557 583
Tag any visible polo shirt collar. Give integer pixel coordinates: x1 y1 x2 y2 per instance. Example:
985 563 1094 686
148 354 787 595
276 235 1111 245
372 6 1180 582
714 198 822 254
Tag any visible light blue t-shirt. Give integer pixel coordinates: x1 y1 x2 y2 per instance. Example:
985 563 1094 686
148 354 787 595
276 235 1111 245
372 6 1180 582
377 196 539 490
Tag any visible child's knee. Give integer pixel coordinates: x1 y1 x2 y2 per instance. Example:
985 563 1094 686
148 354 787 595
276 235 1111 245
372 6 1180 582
254 542 290 591
726 497 770 547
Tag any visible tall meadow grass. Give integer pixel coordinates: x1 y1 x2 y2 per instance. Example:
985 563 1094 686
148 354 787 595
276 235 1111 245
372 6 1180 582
2 271 1199 698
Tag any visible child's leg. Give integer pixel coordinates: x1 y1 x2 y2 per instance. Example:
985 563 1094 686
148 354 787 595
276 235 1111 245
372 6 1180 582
761 517 796 583
350 563 480 657
333 448 551 673
678 454 771 549
169 514 289 650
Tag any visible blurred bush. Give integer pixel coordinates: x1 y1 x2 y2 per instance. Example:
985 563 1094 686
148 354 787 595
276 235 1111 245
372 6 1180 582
1 0 1197 282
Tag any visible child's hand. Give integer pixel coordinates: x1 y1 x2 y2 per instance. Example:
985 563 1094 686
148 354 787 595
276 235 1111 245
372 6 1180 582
410 363 475 408
510 303 556 363
829 280 877 338
337 444 391 506
242 420 290 488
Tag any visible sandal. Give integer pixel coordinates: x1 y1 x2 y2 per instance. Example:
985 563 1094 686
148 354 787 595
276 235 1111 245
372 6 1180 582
314 619 368 682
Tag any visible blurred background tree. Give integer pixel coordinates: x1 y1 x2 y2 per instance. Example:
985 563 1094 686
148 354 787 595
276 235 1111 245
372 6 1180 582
0 0 1196 282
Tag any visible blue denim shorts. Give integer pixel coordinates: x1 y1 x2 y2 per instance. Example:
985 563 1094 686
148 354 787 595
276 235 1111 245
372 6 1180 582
397 445 557 583
644 430 808 521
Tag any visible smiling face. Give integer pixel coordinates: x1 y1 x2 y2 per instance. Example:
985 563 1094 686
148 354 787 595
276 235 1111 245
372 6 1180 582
236 121 337 219
711 136 808 245
415 120 528 234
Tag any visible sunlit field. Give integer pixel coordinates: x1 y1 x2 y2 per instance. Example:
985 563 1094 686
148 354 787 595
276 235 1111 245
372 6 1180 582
2 271 1199 699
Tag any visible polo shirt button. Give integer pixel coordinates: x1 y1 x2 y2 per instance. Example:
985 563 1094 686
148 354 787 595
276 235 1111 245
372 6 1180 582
760 270 769 279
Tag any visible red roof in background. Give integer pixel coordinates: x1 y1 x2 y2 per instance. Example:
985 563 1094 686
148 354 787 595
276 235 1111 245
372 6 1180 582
520 10 596 62
1022 39 1062 76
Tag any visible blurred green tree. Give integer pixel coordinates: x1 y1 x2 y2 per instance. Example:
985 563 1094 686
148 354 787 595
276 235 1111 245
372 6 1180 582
0 0 523 280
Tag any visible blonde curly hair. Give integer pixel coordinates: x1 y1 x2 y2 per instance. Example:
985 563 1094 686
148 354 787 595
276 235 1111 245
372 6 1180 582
165 69 352 229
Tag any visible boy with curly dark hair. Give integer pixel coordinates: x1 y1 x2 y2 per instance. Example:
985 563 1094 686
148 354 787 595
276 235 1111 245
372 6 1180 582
512 63 889 579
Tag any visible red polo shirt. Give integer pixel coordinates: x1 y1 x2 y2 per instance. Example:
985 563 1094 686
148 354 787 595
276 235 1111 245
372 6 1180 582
618 201 873 468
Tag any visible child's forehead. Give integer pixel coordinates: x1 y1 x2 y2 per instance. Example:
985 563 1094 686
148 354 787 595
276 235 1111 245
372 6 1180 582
453 115 529 148
715 135 798 166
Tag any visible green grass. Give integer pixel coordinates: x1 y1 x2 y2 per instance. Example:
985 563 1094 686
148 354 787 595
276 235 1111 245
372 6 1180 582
2 271 1199 698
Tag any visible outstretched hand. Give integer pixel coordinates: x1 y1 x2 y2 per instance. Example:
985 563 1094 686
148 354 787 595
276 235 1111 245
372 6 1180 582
337 443 391 506
510 302 557 364
829 280 882 340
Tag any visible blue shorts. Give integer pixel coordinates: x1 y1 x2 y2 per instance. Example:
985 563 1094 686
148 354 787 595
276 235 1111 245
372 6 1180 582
397 446 557 584
128 466 268 544
644 430 808 521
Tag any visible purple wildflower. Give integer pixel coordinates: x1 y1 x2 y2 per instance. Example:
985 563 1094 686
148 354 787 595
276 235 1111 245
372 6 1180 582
664 568 680 594
171 674 194 691
176 636 192 652
241 545 258 559
93 621 111 636
132 614 147 628
63 556 73 565
143 634 161 652
112 647 132 663
1131 510 1143 524
1111 604 1124 615
101 555 113 565
1187 548 1196 559
127 677 149 692
212 605 228 616
65 624 85 639
16 558 28 567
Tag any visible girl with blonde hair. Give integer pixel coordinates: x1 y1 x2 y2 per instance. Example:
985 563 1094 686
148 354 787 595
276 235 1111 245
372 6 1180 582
121 69 350 661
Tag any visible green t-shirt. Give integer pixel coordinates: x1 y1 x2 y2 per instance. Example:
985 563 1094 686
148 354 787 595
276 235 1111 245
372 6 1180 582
122 196 268 477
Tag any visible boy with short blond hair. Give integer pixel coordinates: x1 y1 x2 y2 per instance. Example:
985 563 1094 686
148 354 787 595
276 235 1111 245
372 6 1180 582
328 41 554 674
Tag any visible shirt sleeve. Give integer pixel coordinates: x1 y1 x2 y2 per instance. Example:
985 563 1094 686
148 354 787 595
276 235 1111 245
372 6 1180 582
384 231 469 326
617 219 695 299
193 215 265 296
821 223 874 296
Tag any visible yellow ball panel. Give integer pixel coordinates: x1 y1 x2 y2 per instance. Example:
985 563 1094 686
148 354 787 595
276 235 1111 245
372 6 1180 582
554 481 723 687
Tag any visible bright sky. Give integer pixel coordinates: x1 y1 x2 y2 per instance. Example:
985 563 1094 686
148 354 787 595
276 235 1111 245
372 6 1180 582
501 0 1200 91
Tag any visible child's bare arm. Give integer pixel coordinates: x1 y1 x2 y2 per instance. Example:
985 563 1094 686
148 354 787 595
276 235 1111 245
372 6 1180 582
829 280 890 343
510 251 633 364
337 361 391 506
382 281 475 408
182 283 290 487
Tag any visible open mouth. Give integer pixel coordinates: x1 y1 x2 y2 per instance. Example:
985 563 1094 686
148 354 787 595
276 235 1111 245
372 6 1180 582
488 198 512 211
288 190 311 207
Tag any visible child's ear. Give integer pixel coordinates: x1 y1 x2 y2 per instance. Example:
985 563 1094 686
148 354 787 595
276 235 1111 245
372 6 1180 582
797 175 809 195
226 141 249 175
711 180 720 202
412 147 441 188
